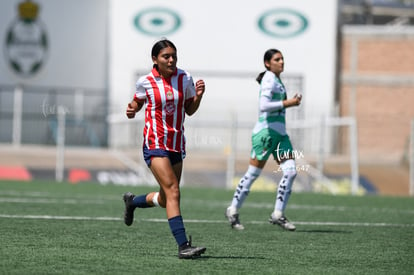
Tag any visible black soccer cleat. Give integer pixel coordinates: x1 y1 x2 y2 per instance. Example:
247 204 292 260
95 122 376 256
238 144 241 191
269 214 296 231
178 236 206 259
225 207 245 230
123 192 135 226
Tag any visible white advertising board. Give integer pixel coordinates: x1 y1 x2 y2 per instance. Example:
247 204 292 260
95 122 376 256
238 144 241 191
109 0 338 123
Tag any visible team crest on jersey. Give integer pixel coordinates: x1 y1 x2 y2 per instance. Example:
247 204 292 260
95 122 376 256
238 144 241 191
276 83 285 92
166 91 174 100
165 102 175 115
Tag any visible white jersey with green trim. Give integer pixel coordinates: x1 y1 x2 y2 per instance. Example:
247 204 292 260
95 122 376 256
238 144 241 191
252 70 287 136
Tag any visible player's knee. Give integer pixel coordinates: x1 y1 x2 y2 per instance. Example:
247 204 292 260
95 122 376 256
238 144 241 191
166 184 180 202
281 159 297 182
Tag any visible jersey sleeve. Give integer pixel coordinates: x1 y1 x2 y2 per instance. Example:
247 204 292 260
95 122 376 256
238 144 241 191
260 71 275 99
260 95 284 112
184 72 196 100
259 71 284 112
134 76 147 101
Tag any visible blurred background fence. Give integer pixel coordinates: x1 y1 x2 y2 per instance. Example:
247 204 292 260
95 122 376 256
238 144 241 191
0 85 108 147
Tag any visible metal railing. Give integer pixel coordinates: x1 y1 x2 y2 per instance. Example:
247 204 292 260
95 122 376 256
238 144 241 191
0 84 108 147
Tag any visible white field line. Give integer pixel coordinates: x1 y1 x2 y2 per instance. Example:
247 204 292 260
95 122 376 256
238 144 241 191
1 196 414 215
0 191 119 200
1 190 414 214
0 197 106 204
0 214 120 221
0 214 413 228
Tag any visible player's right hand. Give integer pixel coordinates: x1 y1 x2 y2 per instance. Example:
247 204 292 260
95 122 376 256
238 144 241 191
126 103 136 118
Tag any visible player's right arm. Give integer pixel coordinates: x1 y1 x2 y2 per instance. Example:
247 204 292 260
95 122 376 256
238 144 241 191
259 72 284 112
260 73 302 111
126 76 146 118
126 97 144 119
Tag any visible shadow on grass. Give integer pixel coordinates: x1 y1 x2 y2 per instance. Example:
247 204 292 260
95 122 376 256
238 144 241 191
189 255 267 260
143 253 267 261
296 229 352 234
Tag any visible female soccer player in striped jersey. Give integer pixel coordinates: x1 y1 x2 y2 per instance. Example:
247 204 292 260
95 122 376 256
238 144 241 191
225 49 302 231
123 39 206 258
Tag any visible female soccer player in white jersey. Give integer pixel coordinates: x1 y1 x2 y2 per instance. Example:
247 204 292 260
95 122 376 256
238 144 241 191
225 49 302 231
123 39 206 258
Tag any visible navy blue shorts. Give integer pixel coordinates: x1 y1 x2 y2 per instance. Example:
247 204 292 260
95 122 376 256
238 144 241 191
143 146 184 167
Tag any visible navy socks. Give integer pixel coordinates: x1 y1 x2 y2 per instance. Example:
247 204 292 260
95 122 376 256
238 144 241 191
132 194 152 208
168 215 188 247
131 195 187 246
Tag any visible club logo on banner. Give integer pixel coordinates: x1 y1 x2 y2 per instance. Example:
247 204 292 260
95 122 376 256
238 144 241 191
134 7 182 36
4 0 48 77
258 9 308 38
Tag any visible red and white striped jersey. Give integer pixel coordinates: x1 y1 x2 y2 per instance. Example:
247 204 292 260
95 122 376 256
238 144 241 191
134 67 196 153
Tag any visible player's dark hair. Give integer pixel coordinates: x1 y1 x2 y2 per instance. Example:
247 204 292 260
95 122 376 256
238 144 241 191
151 39 177 69
256 49 281 84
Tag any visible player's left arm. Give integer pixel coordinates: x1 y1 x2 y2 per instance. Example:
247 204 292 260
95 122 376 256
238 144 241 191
283 93 302 108
185 79 205 116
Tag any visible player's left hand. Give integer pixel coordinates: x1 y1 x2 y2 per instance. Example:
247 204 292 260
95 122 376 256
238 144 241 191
293 93 302 105
195 80 205 97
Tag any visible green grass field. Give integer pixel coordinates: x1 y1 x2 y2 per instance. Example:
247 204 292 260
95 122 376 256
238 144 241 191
0 180 413 274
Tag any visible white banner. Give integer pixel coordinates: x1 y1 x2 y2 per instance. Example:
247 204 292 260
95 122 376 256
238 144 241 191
109 0 338 122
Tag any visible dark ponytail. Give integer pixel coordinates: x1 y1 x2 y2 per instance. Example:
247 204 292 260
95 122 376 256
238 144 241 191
256 71 266 84
256 49 281 84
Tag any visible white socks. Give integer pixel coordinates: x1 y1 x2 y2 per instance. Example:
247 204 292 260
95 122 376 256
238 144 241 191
274 159 297 214
229 160 297 218
230 165 262 209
